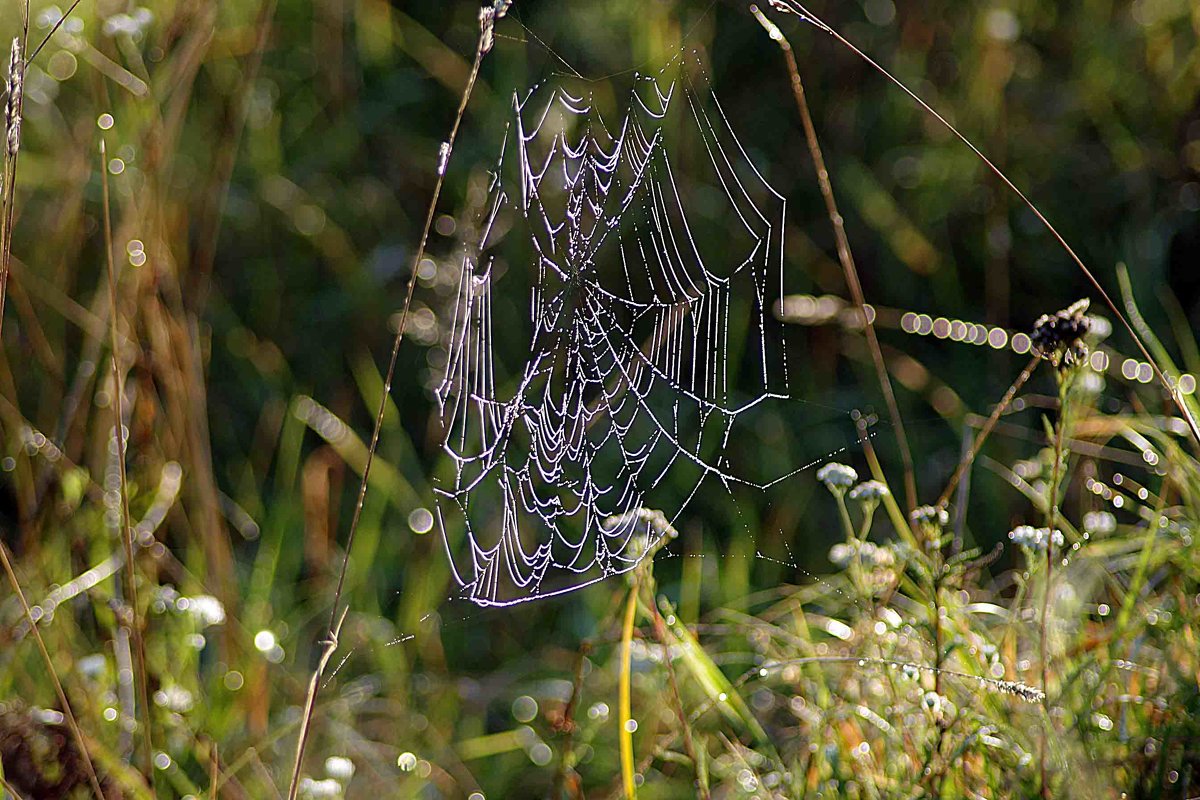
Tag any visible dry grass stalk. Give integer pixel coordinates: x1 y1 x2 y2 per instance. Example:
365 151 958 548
751 5 918 512
101 136 158 796
936 355 1041 509
766 0 1200 449
1 35 25 342
284 14 504 797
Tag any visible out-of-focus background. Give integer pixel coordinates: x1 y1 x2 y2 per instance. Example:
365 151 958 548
2 0 1199 797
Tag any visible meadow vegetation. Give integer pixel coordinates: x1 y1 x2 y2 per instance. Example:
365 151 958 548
2 0 1200 798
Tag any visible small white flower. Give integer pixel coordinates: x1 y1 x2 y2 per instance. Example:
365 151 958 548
848 480 889 503
1008 526 1064 551
828 541 894 569
910 505 949 528
817 463 858 491
298 777 343 799
324 756 355 782
828 543 854 568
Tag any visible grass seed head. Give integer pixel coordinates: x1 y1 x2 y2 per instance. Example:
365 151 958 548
4 38 22 158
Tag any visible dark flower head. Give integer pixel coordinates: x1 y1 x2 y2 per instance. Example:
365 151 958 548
1031 298 1091 369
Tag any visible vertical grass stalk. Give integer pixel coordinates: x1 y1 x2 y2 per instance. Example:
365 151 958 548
284 8 504 797
767 0 1200 449
1 17 28 342
752 4 917 510
619 585 638 799
1039 373 1070 798
101 136 158 796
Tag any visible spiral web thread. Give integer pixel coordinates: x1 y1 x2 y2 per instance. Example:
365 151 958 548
434 53 817 607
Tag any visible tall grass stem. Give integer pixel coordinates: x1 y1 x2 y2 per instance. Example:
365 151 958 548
752 4 917 511
101 136 158 796
768 0 1200 449
284 13 494 798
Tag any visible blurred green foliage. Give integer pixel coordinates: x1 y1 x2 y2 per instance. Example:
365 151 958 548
1 0 1200 797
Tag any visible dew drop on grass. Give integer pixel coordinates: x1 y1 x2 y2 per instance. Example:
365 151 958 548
397 752 417 772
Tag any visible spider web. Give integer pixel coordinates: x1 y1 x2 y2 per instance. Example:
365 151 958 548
434 54 813 607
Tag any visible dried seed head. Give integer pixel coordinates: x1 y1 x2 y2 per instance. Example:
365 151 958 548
479 6 496 55
1031 298 1091 370
493 0 512 19
5 38 23 158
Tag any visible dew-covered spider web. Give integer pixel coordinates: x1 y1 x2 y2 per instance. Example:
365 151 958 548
433 53 825 607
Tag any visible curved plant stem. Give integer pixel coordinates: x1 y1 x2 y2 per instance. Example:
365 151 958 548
284 16 492 799
767 0 1200 450
102 137 157 796
751 4 917 511
1039 375 1070 798
619 585 639 799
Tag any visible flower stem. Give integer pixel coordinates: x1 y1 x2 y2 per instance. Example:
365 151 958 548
619 584 638 799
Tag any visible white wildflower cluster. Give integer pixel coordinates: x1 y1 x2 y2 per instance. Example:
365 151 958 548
816 463 858 492
848 480 889 504
1082 511 1116 536
910 505 949 528
604 507 678 564
1007 525 1064 551
324 756 355 782
602 507 678 539
828 540 895 570
298 777 343 799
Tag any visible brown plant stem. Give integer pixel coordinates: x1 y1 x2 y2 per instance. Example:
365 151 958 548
767 0 1200 450
1039 376 1070 798
552 642 591 799
752 5 917 511
101 137 158 796
936 354 1040 509
0 2 29 344
284 14 492 798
